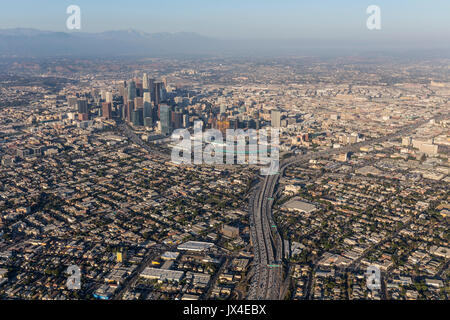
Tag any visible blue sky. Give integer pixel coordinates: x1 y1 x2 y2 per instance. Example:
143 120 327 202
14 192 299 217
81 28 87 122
1 0 449 40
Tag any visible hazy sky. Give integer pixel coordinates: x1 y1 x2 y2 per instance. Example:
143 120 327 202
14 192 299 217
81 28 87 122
1 0 450 40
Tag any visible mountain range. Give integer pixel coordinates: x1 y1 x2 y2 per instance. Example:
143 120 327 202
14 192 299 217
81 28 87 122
0 28 220 57
0 28 449 58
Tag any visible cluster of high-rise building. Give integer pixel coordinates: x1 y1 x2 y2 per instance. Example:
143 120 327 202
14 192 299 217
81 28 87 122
67 74 179 136
120 74 168 132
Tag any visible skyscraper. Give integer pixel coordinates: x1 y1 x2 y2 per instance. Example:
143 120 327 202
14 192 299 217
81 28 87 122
105 92 113 103
102 102 112 120
160 104 172 136
136 81 143 98
143 92 153 127
148 77 155 100
77 99 89 115
172 111 183 130
127 80 136 102
134 97 143 109
271 110 281 128
131 108 144 127
120 81 127 103
143 73 149 92
68 97 78 110
126 101 134 122
153 81 165 105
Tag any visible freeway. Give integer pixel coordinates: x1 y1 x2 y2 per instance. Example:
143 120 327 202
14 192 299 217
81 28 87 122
247 115 447 300
118 122 171 160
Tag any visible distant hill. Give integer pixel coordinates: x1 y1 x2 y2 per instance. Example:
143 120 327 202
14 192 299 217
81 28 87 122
0 28 219 57
0 28 449 58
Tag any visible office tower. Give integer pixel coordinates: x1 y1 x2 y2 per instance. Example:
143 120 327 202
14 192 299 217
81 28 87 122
119 81 127 102
127 80 136 102
153 81 165 105
126 101 134 122
105 92 113 103
77 99 89 121
271 109 281 128
143 92 151 110
134 97 143 109
136 82 143 98
150 82 156 103
123 103 128 121
153 82 160 105
138 108 144 126
131 109 139 126
131 108 143 127
102 102 112 120
172 111 183 130
143 92 153 126
148 77 155 100
77 99 88 114
68 97 78 110
160 104 172 136
118 105 123 120
143 73 150 92
91 89 100 103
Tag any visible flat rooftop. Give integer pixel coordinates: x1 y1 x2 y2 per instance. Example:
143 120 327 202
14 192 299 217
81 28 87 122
140 267 184 282
283 198 317 213
177 241 214 252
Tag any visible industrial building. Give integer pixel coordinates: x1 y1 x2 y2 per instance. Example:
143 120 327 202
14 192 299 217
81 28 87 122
140 267 185 283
